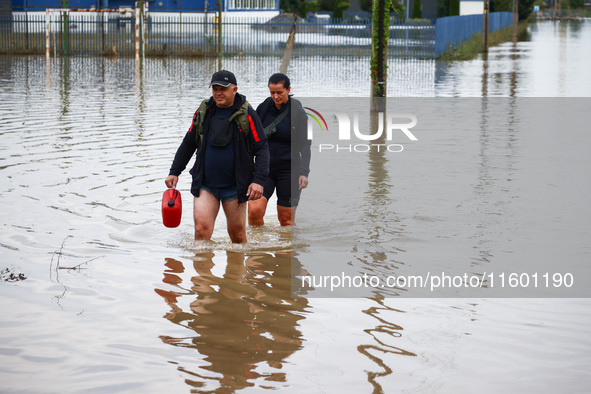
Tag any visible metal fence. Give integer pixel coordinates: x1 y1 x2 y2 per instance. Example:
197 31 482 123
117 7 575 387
143 16 435 58
538 8 591 19
0 11 139 55
0 12 435 58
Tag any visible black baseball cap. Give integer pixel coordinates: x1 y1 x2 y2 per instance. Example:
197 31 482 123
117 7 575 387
210 70 237 87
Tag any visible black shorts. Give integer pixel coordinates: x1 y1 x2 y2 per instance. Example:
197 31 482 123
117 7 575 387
263 169 301 208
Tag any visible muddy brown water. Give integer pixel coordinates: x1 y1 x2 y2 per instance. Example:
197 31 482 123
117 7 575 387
1 20 590 393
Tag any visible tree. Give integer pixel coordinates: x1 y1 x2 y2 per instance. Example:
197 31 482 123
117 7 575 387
318 0 335 11
361 0 404 16
518 0 534 20
436 0 448 17
412 0 422 18
359 0 372 12
333 0 350 17
279 0 319 16
437 0 460 17
317 0 350 18
395 1 406 15
491 0 512 12
449 0 460 15
280 0 300 15
304 1 320 14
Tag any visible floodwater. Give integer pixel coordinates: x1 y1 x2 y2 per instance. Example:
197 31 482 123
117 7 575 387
1 20 590 392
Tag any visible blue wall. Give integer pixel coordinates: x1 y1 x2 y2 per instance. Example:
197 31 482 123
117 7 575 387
435 12 513 56
13 0 212 11
12 0 278 11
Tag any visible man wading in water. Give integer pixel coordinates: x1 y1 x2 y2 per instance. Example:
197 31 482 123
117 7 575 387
165 70 269 243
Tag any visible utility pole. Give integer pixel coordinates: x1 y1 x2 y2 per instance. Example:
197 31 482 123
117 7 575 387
61 0 68 56
25 0 29 50
483 0 489 52
139 0 144 59
217 0 222 66
371 0 390 98
204 0 208 36
512 0 518 43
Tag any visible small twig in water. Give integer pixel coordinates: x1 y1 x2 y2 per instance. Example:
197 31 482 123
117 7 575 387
58 256 102 271
50 235 72 276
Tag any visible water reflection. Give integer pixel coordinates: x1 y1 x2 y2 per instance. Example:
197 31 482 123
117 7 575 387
354 99 415 390
155 251 309 392
471 96 521 275
359 98 405 296
358 298 416 392
509 42 518 98
483 51 491 97
567 20 584 37
60 58 70 118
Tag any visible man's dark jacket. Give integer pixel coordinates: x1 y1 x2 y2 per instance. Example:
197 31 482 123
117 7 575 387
169 93 269 203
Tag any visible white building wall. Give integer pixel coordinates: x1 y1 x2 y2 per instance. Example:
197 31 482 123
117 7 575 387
460 1 484 15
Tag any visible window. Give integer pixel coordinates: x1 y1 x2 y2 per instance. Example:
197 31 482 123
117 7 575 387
227 0 276 10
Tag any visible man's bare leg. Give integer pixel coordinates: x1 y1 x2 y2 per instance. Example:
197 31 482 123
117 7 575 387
193 190 220 240
222 199 247 243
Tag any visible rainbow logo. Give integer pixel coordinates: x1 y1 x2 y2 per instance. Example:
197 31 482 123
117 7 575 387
304 107 329 131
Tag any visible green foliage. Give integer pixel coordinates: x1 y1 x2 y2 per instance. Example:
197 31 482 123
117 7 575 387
333 0 350 17
567 0 585 9
317 0 350 17
318 0 335 12
279 0 314 16
359 0 372 12
437 0 460 17
449 0 460 15
491 0 512 12
489 0 535 20
436 0 448 17
518 0 535 20
279 0 296 13
412 0 422 18
304 0 320 13
361 0 404 15
391 0 406 15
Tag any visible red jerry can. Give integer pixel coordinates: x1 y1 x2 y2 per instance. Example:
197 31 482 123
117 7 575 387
162 189 182 228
